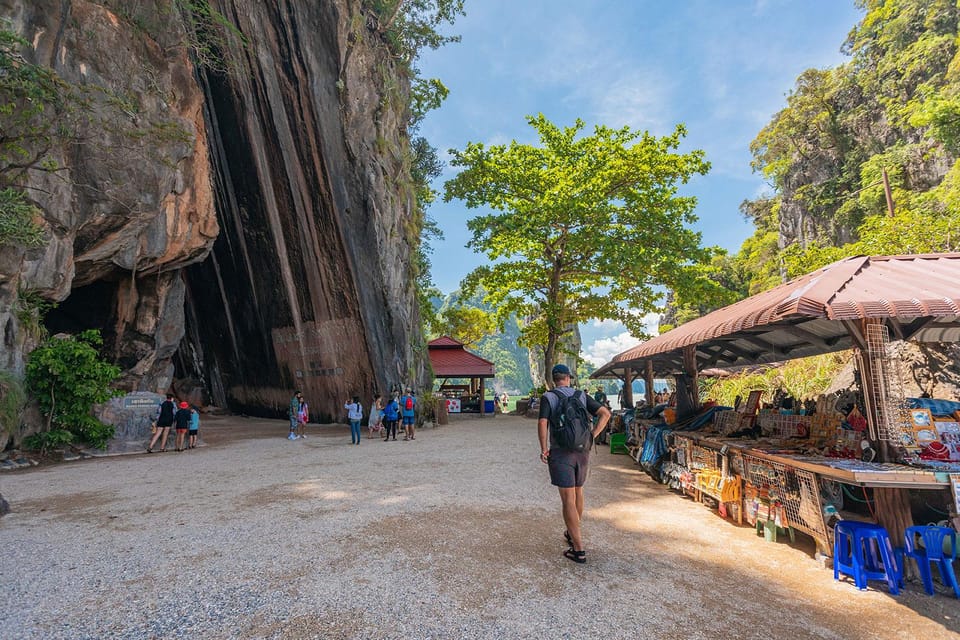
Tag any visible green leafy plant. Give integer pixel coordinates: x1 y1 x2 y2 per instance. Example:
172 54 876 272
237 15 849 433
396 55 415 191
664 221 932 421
25 330 121 449
14 286 56 340
0 188 44 248
0 370 26 443
22 428 74 455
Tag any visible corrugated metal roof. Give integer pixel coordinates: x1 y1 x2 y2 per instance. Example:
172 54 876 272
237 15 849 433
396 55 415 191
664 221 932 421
595 253 960 377
428 337 496 377
428 336 464 348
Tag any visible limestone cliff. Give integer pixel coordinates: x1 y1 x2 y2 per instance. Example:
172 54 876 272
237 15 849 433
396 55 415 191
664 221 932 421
0 0 218 394
177 0 427 422
0 0 428 431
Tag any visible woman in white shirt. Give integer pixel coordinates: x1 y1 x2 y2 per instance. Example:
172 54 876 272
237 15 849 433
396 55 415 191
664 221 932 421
345 396 363 445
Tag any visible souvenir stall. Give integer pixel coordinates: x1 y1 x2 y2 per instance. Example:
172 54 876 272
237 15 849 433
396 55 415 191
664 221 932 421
593 254 960 559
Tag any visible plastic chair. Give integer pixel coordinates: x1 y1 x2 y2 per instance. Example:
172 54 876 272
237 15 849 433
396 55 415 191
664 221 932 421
609 432 629 454
833 520 900 594
903 526 960 598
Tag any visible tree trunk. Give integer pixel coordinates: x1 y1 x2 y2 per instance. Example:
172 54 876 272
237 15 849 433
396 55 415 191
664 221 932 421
544 331 558 390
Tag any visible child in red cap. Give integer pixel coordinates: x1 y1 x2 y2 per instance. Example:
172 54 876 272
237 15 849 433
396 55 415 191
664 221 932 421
174 401 191 452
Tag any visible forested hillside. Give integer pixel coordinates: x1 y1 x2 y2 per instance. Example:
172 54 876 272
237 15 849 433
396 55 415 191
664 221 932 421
732 0 960 295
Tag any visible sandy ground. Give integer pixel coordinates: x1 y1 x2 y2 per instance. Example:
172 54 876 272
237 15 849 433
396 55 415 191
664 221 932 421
1 414 959 639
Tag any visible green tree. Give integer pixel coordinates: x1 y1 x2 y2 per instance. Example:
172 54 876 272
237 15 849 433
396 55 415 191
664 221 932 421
444 114 726 382
368 0 465 64
434 304 495 348
738 0 960 289
25 330 121 449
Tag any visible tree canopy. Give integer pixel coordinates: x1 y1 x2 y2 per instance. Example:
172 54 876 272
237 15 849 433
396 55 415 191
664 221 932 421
444 114 728 380
735 0 960 287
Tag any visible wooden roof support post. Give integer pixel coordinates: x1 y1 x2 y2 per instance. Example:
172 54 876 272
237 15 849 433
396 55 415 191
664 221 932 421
479 377 486 417
623 367 634 409
645 360 655 407
683 345 701 412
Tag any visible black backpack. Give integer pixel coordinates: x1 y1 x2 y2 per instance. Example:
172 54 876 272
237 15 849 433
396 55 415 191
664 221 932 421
549 389 593 452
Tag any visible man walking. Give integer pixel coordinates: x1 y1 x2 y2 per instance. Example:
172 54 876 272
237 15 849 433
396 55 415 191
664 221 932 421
538 364 610 563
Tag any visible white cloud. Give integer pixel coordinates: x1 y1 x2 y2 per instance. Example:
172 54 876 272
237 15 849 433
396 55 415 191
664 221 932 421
591 318 623 330
583 331 642 368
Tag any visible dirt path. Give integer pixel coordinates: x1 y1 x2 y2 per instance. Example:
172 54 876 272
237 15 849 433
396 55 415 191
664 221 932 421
1 414 958 639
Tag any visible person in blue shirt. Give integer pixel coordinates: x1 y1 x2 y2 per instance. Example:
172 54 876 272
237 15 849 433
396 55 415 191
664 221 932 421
401 388 417 441
188 406 200 449
382 394 400 441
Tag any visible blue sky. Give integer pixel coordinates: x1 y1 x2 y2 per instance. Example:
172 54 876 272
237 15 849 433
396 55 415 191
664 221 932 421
417 0 864 367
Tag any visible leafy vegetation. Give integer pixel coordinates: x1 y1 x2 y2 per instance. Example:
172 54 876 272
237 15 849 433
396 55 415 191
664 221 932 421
22 428 74 455
699 353 846 407
445 114 731 380
25 330 121 450
0 370 26 445
367 0 465 65
733 0 960 288
0 188 44 248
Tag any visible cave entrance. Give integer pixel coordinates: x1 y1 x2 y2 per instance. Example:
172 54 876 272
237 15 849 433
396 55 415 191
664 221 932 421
43 279 118 353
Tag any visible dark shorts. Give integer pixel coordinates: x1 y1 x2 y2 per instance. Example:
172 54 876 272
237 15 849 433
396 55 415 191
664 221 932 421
188 429 198 435
402 415 414 425
548 449 589 488
156 421 173 429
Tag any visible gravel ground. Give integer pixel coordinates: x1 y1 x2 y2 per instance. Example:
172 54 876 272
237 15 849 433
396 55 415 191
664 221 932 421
2 414 959 639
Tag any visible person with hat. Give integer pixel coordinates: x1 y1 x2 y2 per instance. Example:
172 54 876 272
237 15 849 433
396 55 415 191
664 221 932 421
173 401 192 452
537 363 611 564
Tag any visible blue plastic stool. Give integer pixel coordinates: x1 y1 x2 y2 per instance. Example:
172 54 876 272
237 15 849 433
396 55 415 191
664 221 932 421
833 520 900 594
903 525 960 598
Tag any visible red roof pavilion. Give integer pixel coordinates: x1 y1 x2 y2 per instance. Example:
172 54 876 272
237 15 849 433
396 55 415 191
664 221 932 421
428 336 496 416
428 336 495 378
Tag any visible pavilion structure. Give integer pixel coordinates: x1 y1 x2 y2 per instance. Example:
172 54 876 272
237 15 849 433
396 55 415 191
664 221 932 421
428 336 496 416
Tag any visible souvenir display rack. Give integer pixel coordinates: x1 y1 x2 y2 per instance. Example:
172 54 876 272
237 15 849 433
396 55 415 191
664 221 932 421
742 454 829 547
658 418 952 554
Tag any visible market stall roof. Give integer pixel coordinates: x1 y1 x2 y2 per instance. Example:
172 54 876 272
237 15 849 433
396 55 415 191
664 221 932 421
593 253 960 378
428 336 496 378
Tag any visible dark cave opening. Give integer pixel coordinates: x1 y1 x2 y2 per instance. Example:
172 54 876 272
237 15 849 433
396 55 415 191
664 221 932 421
43 279 117 348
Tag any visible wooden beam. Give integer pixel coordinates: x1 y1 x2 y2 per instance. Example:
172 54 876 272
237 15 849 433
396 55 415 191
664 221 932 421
479 376 486 417
736 334 784 357
623 367 634 409
683 345 701 413
715 340 763 362
645 360 654 406
698 345 742 368
898 317 937 340
776 323 832 349
841 319 867 351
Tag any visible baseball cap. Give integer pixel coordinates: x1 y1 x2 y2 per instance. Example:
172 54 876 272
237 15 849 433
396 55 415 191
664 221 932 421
179 401 188 408
551 363 571 376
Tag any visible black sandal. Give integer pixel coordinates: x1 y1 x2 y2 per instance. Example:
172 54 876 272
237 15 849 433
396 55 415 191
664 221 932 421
563 548 586 564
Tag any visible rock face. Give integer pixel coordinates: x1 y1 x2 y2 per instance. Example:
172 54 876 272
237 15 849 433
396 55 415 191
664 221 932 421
0 0 428 434
176 0 427 422
0 0 218 394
